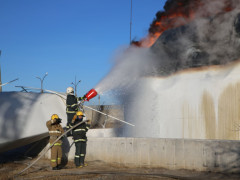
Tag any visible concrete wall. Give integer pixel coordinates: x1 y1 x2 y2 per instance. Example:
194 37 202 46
85 138 240 172
43 136 240 173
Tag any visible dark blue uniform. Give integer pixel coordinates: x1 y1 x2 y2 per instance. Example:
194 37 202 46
66 95 84 136
70 115 90 167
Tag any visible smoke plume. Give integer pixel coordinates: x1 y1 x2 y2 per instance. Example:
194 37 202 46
96 0 240 95
151 0 240 75
133 0 240 47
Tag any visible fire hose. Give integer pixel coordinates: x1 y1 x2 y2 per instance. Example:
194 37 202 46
15 87 135 176
84 105 134 126
82 88 135 126
15 119 88 177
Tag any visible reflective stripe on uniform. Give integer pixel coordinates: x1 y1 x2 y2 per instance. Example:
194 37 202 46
80 154 85 156
50 143 62 146
74 139 86 142
75 155 80 158
49 131 61 133
67 103 78 107
86 127 89 130
74 129 85 132
57 158 61 160
51 159 56 162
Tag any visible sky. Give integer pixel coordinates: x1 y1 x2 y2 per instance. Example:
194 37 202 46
0 0 166 104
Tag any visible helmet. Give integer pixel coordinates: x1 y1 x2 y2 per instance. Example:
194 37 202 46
76 111 85 116
51 114 59 120
66 87 74 95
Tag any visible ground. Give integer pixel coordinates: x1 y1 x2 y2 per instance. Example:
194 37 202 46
1 158 240 180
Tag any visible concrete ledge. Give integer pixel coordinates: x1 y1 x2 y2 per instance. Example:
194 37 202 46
42 137 240 173
87 128 117 138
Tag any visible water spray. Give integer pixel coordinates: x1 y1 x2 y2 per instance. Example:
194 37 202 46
83 88 134 126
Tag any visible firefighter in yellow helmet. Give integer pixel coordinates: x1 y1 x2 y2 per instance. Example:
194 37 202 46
70 111 90 168
46 114 64 170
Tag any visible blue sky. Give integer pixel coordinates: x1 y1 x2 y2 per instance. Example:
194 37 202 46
0 0 166 103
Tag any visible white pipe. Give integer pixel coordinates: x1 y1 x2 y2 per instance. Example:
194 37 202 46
0 78 19 87
14 86 135 127
15 86 66 99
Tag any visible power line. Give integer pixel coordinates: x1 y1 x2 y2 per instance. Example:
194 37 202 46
0 50 2 92
130 0 132 44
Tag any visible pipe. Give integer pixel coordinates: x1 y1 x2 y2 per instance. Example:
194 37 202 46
14 86 135 127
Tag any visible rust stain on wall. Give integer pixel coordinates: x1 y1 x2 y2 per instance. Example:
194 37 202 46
200 91 216 139
182 102 200 139
218 83 240 140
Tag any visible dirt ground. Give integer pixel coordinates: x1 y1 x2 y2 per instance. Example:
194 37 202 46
1 158 240 180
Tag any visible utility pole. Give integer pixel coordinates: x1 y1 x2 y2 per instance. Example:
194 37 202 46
0 50 2 92
98 95 100 105
71 76 81 96
36 72 48 93
130 0 133 44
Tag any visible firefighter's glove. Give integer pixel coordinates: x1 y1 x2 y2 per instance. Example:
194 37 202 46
56 118 62 124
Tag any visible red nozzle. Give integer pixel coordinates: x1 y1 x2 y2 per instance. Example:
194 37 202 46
85 89 98 101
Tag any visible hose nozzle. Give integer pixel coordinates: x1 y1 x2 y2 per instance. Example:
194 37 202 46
85 89 98 101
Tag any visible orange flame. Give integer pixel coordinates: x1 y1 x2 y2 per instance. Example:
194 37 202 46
132 0 234 48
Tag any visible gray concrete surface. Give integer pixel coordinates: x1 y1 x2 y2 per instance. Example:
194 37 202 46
42 135 240 173
85 138 240 173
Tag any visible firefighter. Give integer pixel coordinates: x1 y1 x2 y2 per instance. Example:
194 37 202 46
70 111 90 168
66 87 85 136
46 114 64 170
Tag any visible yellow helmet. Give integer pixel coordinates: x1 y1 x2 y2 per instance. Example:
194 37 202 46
76 111 84 116
51 114 59 120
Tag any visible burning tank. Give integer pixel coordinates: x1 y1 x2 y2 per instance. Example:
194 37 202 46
120 0 240 139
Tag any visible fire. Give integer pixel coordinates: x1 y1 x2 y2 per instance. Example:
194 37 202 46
132 0 235 48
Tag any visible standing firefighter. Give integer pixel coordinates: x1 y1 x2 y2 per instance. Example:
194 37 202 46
66 87 85 136
46 114 64 170
70 111 90 168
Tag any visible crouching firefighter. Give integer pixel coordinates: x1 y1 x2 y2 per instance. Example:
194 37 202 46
46 114 64 170
66 87 85 136
70 111 90 168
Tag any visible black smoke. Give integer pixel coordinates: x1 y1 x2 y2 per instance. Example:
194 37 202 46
149 0 240 76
